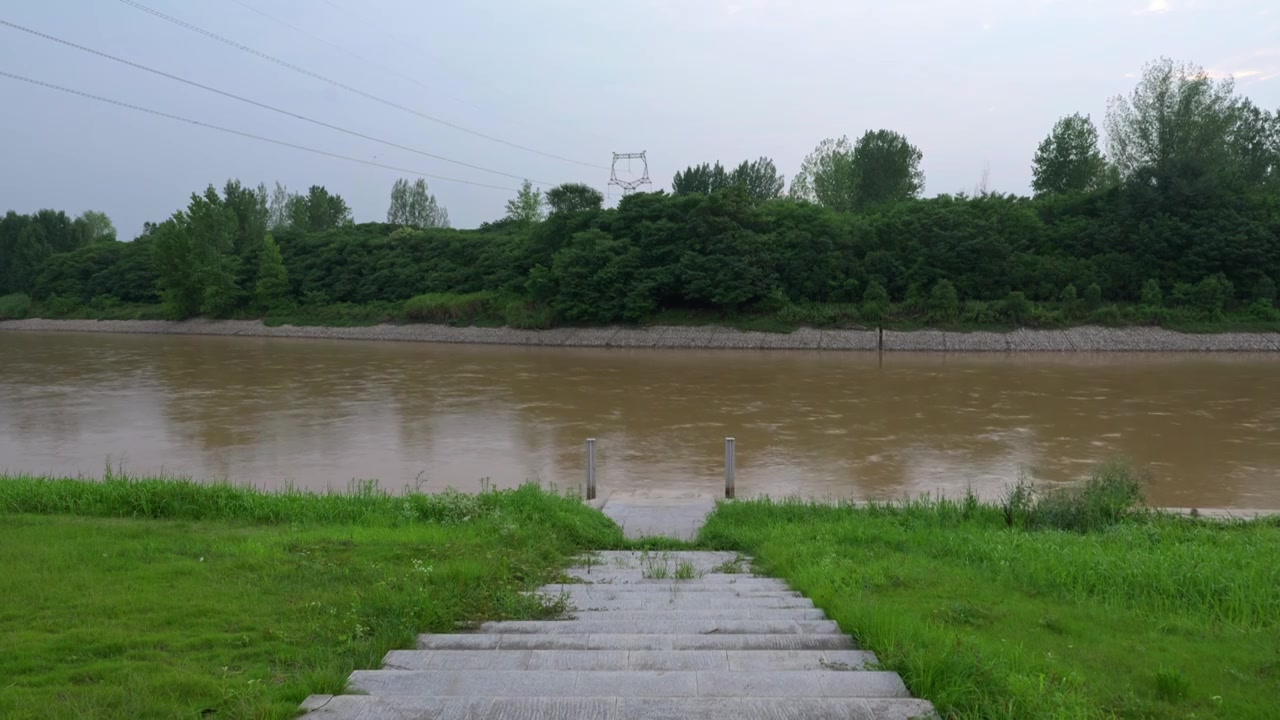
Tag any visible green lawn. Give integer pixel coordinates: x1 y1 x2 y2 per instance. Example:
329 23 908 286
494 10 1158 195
0 476 621 720
700 479 1280 719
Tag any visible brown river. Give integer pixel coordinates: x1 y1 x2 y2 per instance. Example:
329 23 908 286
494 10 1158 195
2 331 1278 509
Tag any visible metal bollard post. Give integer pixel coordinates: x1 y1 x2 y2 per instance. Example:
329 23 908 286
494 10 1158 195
585 438 597 500
725 437 735 499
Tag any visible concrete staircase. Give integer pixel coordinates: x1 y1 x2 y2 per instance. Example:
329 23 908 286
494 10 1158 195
299 551 938 719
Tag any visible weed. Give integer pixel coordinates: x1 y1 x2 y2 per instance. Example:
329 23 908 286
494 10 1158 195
674 560 701 580
1155 668 1191 702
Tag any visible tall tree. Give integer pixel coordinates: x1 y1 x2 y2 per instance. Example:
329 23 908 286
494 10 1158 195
504 180 546 223
1231 100 1280 191
8 223 51 294
545 183 604 214
791 131 923 211
31 209 78 253
847 129 925 208
267 181 292 231
152 187 241 318
287 185 353 232
1031 113 1110 195
221 179 269 255
790 136 858 211
1105 57 1240 195
71 211 117 245
672 162 730 196
387 178 450 228
0 211 29 294
254 233 291 311
727 157 786 202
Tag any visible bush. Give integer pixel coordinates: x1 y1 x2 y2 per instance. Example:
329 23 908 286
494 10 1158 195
0 293 32 320
1026 459 1147 533
1255 276 1277 305
1140 279 1164 308
501 298 555 329
403 292 496 324
861 281 889 323
927 279 960 323
1059 284 1078 304
779 302 861 327
1083 283 1103 311
1191 275 1229 316
1001 291 1031 324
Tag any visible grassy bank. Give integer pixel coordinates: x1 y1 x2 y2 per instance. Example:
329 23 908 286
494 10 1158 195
9 293 1280 334
0 474 622 720
700 464 1280 719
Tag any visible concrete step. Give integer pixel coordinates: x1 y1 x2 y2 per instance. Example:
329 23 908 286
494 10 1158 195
544 579 792 591
348 669 910 698
299 695 940 719
418 633 857 651
384 649 879 672
541 593 815 610
563 608 830 621
478 619 842 635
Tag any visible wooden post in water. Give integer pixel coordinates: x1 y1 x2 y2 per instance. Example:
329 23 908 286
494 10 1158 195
725 437 736 499
585 438 597 500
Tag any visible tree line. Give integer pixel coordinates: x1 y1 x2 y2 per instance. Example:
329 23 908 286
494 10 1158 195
3 57 1278 328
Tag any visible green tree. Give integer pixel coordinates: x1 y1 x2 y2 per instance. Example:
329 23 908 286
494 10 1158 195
9 223 52 294
1140 279 1164 308
387 178 450 228
254 233 291 311
152 187 241 319
1084 283 1103 311
861 280 890 322
848 129 925 209
790 137 857 211
672 162 730 196
222 180 269 255
1032 114 1110 195
287 185 353 232
267 181 292 231
1105 58 1240 195
72 211 116 245
927 279 960 322
504 180 546 223
727 157 786 202
545 183 604 215
1231 100 1280 191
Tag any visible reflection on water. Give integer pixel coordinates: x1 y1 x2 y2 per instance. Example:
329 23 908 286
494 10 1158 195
1 331 1278 508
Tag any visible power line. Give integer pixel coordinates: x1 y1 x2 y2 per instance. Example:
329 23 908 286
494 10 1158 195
0 19 555 186
230 0 619 151
0 70 521 192
116 0 609 170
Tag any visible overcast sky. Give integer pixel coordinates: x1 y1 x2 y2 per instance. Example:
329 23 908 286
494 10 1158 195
2 0 1278 238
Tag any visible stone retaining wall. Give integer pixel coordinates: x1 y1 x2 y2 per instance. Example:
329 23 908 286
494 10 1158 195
2 318 1278 352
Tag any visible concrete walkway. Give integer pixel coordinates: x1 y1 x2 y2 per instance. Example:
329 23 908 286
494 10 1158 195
299 551 939 719
598 489 719 541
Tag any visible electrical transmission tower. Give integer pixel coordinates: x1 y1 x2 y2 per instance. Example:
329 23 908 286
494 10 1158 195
609 151 651 196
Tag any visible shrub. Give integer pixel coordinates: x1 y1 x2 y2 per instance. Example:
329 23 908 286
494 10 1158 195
1083 283 1103 311
1028 459 1147 533
960 300 1001 324
779 302 861 327
403 292 495 324
1191 275 1229 316
1001 291 1031 324
1253 276 1276 305
0 293 32 320
1140 279 1163 308
861 281 890 323
927 279 960 323
1058 284 1078 304
1089 305 1124 325
1247 298 1280 321
501 298 555 329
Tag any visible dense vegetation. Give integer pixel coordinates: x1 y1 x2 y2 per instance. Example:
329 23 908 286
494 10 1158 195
0 473 622 719
701 463 1280 719
2 58 1278 330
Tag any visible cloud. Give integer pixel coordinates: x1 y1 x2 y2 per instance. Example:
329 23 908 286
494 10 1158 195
1144 0 1169 13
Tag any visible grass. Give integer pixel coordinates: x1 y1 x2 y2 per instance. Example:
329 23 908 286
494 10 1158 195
698 463 1280 719
0 472 623 720
0 292 33 319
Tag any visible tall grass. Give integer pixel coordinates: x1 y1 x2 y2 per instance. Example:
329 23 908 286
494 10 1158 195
0 292 32 320
402 291 496 323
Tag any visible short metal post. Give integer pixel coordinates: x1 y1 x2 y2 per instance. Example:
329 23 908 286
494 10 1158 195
725 437 736 499
585 438 597 500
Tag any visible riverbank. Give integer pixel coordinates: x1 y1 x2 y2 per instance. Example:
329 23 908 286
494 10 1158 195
0 474 623 720
4 317 1280 351
701 465 1280 719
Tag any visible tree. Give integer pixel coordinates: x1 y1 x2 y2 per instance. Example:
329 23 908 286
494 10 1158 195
545 183 604 214
387 178 450 228
672 162 730 196
287 185 353 232
72 211 116 245
728 157 785 202
791 132 923 211
222 179 269 255
1231 100 1280 191
848 130 925 208
1105 58 1240 195
267 182 291 231
152 187 241 318
9 223 51 294
790 136 857 211
1032 114 1110 195
504 180 545 223
255 233 291 310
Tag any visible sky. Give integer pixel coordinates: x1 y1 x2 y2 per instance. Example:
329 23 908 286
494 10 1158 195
1 0 1278 238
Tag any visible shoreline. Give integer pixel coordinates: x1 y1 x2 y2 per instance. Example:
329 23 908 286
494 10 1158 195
2 317 1280 352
